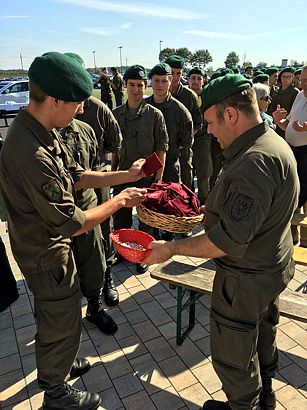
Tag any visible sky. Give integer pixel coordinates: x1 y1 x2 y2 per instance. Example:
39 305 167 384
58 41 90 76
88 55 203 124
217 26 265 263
0 0 306 71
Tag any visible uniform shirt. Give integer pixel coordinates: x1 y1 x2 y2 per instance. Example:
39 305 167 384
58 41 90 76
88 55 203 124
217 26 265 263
171 82 202 132
146 93 193 159
112 73 124 94
60 119 100 210
285 91 307 147
98 76 112 98
0 110 85 273
77 96 122 166
113 99 169 170
205 122 299 274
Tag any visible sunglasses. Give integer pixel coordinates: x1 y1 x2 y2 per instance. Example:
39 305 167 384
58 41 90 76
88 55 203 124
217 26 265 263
260 95 270 101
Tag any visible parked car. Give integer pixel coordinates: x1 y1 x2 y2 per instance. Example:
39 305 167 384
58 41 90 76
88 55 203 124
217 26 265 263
92 74 101 89
0 80 29 114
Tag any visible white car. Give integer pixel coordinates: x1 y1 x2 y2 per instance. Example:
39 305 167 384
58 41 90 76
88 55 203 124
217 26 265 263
0 80 29 114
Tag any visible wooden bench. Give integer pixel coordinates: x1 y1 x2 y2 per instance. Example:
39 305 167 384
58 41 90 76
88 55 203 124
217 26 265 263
151 255 307 345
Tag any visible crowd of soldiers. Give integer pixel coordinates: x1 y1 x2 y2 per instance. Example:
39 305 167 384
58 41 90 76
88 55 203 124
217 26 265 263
0 49 306 410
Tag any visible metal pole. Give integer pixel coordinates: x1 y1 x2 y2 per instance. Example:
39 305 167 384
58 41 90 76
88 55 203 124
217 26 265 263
159 40 163 59
92 51 96 72
20 53 24 71
118 46 123 74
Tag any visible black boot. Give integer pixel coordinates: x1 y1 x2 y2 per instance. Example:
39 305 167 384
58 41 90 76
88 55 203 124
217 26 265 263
136 263 148 274
103 268 119 307
86 295 118 334
259 378 276 410
203 400 231 409
43 383 101 410
69 358 91 379
0 288 19 313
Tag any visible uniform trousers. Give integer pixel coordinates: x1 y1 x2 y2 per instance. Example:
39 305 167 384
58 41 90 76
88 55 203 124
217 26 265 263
179 146 193 188
162 157 181 183
0 236 17 295
192 136 212 205
24 252 81 390
210 262 294 409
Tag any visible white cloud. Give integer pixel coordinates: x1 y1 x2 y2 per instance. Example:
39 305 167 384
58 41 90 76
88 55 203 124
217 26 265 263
0 15 29 19
56 0 209 20
120 22 133 30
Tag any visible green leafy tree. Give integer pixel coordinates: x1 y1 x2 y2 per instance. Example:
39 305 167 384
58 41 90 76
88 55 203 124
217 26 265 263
190 49 213 68
256 62 267 68
175 47 193 63
225 51 239 67
159 48 176 62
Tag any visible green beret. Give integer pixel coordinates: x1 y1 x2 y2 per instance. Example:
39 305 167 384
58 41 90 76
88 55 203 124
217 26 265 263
265 67 278 76
29 51 93 102
199 74 252 113
164 55 185 68
209 68 233 82
230 66 240 74
243 74 253 79
253 74 269 84
294 68 302 76
253 70 264 77
123 65 147 80
280 66 294 75
148 63 172 79
64 52 84 66
187 67 205 77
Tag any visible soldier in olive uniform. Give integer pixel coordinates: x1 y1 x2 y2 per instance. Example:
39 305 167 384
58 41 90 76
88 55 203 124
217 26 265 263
144 74 299 410
0 52 146 410
187 67 212 205
112 65 169 273
96 67 113 110
146 63 193 184
268 67 299 137
165 55 202 189
111 67 125 107
77 95 122 306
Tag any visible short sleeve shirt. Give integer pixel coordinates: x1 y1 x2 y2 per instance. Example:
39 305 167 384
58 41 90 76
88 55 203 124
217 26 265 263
285 91 307 147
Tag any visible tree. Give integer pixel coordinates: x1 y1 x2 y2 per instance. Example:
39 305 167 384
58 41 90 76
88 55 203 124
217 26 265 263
175 47 192 62
190 49 213 68
159 48 176 62
225 51 239 67
243 61 253 69
256 62 267 69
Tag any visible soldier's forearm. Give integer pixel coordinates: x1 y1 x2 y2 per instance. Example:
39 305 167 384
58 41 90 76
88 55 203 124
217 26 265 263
171 232 226 259
74 169 135 189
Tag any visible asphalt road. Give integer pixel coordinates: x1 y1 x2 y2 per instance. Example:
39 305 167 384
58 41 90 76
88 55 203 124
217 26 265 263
0 115 15 138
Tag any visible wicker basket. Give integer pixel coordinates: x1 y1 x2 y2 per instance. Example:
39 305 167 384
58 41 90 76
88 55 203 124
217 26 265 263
110 228 154 263
136 204 204 233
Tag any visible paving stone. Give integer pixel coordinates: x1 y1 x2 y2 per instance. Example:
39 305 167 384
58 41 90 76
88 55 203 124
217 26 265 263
179 382 211 409
195 336 211 358
21 352 38 390
0 327 18 358
279 321 307 349
78 338 102 367
276 328 298 351
151 385 185 410
102 350 133 379
82 363 112 393
192 362 222 394
15 324 36 357
273 372 288 392
28 388 44 410
168 337 209 370
3 398 31 409
141 300 173 326
158 321 177 340
0 312 12 330
286 344 307 372
106 306 127 325
114 321 135 341
118 334 148 360
0 369 28 407
88 330 120 357
275 384 307 409
13 313 36 330
133 319 161 342
159 355 198 391
278 363 307 388
188 322 209 341
121 389 156 410
145 335 176 362
129 352 171 395
130 287 154 305
10 294 32 318
98 387 123 410
0 353 21 376
278 350 294 369
125 308 148 325
155 291 178 309
118 291 139 313
112 372 143 399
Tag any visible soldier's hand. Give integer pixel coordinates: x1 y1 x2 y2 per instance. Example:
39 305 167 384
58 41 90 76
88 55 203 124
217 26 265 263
128 159 146 181
292 120 307 132
118 187 147 208
143 240 175 265
272 104 287 123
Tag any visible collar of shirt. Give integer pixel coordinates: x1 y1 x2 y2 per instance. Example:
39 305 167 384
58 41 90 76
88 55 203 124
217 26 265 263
171 82 183 97
223 121 268 163
122 99 147 119
147 93 173 109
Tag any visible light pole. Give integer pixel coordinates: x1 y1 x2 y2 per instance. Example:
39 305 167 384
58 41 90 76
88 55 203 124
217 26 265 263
118 46 123 74
159 40 163 59
92 50 96 73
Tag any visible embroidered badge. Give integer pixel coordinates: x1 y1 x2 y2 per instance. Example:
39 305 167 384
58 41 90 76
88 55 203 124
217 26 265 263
197 95 202 108
42 179 62 202
231 194 253 221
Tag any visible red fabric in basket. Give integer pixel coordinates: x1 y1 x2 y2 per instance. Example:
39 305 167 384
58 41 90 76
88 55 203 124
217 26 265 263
142 182 200 217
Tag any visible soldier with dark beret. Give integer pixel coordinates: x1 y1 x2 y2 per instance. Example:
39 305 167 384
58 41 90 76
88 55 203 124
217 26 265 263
112 64 169 273
144 74 298 410
253 73 270 85
265 67 279 101
0 52 147 410
165 55 202 190
268 67 299 137
187 67 212 205
294 67 302 90
244 65 253 77
95 67 113 109
110 66 124 106
146 63 193 184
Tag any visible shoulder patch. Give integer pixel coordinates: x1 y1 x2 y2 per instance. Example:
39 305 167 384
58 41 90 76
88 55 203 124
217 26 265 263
231 194 253 221
42 179 62 202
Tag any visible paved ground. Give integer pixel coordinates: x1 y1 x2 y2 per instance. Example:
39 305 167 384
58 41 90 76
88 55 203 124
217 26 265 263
0 117 306 409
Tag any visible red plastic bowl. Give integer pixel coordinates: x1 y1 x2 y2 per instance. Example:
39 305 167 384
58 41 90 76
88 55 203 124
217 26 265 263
110 229 154 263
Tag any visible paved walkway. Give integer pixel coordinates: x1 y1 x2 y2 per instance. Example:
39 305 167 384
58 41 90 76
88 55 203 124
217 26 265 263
0 220 306 410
